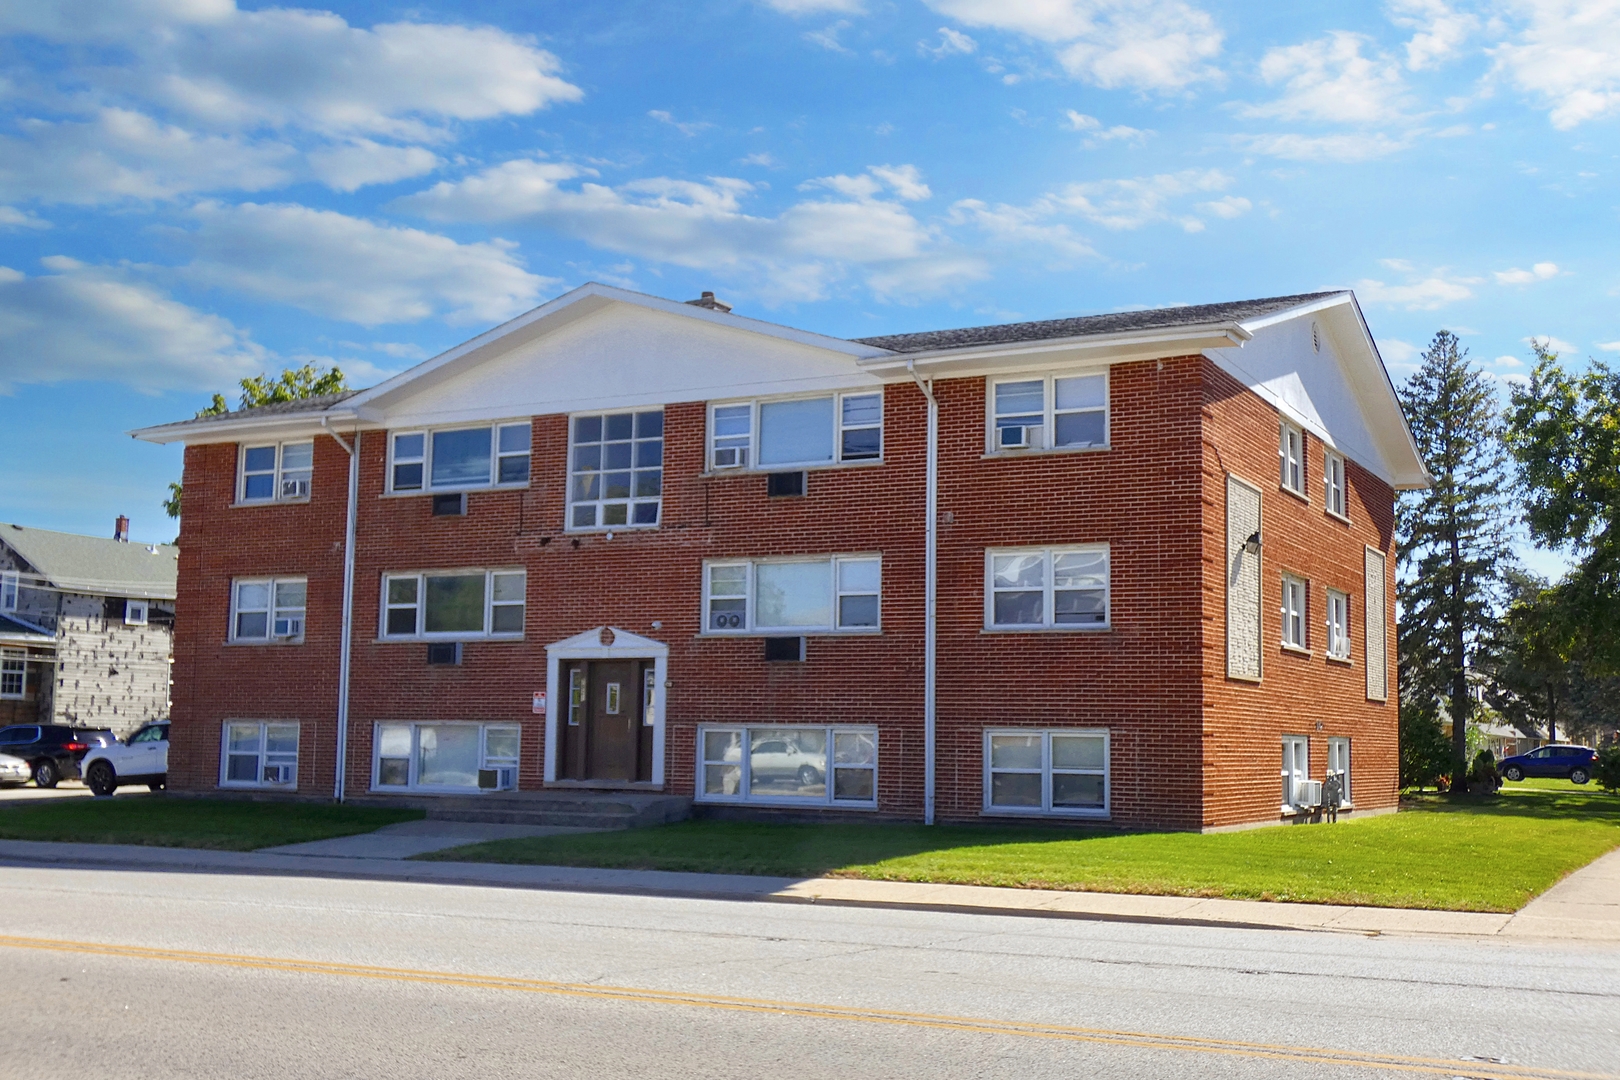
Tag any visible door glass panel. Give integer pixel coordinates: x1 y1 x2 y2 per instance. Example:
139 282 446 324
417 725 480 788
747 727 826 797
758 397 835 465
755 562 832 628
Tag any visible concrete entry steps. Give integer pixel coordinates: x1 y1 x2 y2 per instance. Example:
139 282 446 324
409 791 693 831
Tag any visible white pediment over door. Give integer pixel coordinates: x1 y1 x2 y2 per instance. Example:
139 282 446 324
546 626 668 657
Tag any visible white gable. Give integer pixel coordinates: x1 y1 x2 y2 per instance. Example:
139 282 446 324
371 299 886 430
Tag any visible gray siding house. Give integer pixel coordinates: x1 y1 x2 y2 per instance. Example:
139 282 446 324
0 521 177 734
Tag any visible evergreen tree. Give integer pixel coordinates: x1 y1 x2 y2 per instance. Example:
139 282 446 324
1397 331 1515 791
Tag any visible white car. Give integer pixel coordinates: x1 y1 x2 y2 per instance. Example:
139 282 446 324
0 752 30 786
82 722 169 796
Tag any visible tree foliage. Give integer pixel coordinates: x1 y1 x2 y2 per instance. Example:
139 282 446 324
1482 569 1578 743
1396 330 1515 789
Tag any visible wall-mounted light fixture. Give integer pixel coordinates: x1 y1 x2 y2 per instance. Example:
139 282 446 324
1244 531 1262 556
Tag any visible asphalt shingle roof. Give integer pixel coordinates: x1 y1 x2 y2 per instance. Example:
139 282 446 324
852 291 1346 354
1 523 178 600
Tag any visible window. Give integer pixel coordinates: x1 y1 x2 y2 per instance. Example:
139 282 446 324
697 725 877 806
984 729 1110 817
1281 574 1308 650
221 721 299 788
1282 736 1310 808
231 578 306 642
986 546 1109 630
1279 422 1305 496
1327 590 1351 660
990 372 1107 452
1324 449 1347 519
643 667 656 728
372 722 521 791
387 421 530 493
381 569 525 639
567 668 585 726
703 556 881 634
708 391 883 471
569 410 663 529
1327 737 1351 807
0 650 23 699
1 571 16 611
125 600 149 626
239 441 313 502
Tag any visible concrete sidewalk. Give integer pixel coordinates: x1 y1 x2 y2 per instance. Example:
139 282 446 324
258 819 596 859
2 836 1617 942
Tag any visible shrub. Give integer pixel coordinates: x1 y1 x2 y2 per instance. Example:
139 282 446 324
1401 701 1451 790
1469 749 1499 793
1596 744 1620 794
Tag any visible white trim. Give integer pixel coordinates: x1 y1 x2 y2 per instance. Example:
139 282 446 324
229 576 307 644
1326 588 1351 661
1281 573 1308 651
386 420 531 495
566 407 665 532
1281 734 1310 813
702 555 882 636
0 648 25 700
1323 448 1348 520
1 571 18 612
543 627 668 786
219 719 300 789
1327 736 1351 807
379 568 526 641
859 323 1251 377
985 369 1109 456
237 440 313 504
695 723 878 808
706 388 886 473
982 728 1110 819
984 545 1110 631
1278 421 1306 498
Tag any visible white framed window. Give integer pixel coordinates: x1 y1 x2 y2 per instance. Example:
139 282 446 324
1324 449 1347 519
239 441 313 503
984 729 1110 817
1281 574 1308 650
372 722 520 792
382 569 525 640
568 410 663 530
1 571 17 612
567 667 585 726
124 600 149 626
220 721 299 788
1327 737 1351 807
1282 735 1310 809
0 650 24 699
707 390 884 471
231 578 306 642
989 372 1108 452
985 545 1109 630
697 724 877 807
1279 422 1305 497
1327 589 1351 660
387 421 531 493
703 556 881 634
643 667 656 728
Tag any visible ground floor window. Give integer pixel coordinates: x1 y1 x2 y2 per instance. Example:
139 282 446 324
984 729 1110 817
0 650 23 699
221 721 299 787
372 722 520 792
1327 736 1351 806
1282 735 1310 809
697 724 877 807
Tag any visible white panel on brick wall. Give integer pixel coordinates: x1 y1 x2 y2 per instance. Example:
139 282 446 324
1226 475 1262 681
1365 546 1388 701
381 302 884 429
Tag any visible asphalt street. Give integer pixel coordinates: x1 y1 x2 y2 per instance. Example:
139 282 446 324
0 863 1615 1080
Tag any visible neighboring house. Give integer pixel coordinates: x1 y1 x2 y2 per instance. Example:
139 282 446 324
133 284 1425 830
0 521 177 734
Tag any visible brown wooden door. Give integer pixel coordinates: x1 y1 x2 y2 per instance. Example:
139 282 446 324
586 661 637 781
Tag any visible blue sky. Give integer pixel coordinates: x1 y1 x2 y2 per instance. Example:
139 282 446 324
1 1 1615 570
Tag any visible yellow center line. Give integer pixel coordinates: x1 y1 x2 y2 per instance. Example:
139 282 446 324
1 934 1606 1080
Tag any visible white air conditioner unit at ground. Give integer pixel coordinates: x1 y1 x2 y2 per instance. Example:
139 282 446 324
1293 779 1323 808
998 425 1029 449
261 763 294 785
478 766 517 791
272 617 302 639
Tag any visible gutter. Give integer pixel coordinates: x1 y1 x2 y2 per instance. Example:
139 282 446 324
323 418 360 803
906 360 938 826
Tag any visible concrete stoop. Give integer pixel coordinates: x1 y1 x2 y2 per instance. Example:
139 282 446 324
419 791 692 831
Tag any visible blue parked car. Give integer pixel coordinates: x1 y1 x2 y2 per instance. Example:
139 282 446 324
1499 744 1597 785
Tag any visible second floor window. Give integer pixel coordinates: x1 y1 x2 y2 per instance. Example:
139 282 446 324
1281 574 1308 650
389 422 530 493
570 410 663 529
709 391 883 471
990 373 1107 452
704 556 881 634
240 441 312 502
382 569 525 639
0 571 16 611
1327 589 1350 659
986 545 1109 629
1279 422 1305 496
232 578 306 642
1324 449 1347 518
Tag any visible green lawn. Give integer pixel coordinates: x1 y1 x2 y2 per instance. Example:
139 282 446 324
421 781 1620 912
0 795 423 851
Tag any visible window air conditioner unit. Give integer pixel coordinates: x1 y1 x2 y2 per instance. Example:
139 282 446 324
272 617 302 639
998 425 1029 449
478 766 517 791
1294 779 1323 808
261 763 294 785
281 478 310 499
713 447 746 469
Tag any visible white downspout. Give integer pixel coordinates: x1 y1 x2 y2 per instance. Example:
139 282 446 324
324 420 359 803
907 361 938 825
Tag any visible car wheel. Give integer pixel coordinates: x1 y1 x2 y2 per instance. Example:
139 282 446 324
797 765 822 786
1502 765 1524 782
86 761 117 797
1571 767 1590 785
32 759 59 789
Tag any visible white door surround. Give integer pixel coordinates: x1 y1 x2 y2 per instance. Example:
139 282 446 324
543 627 668 786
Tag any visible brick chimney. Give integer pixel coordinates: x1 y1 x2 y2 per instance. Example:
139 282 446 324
685 291 732 313
114 515 129 542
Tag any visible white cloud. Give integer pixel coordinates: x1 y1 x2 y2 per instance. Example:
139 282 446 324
1528 334 1579 355
0 207 50 229
1355 270 1476 309
1063 111 1153 144
740 152 779 167
1234 131 1410 161
0 259 265 392
1052 168 1234 231
170 201 555 326
649 111 715 137
1597 340 1620 352
756 0 865 13
1197 195 1252 219
1245 32 1407 125
1494 261 1560 284
948 199 1099 260
921 27 978 57
0 0 233 42
868 164 932 201
1388 0 1478 70
1492 0 1620 128
306 140 440 192
1378 337 1421 366
803 21 854 52
924 0 1223 91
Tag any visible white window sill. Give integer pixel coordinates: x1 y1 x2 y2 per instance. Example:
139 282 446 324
1325 507 1352 525
563 523 661 536
701 458 884 479
369 784 502 796
697 629 882 639
231 498 311 509
981 443 1109 461
694 794 878 810
373 635 525 644
981 625 1111 634
1326 653 1354 666
1280 643 1311 657
223 639 304 647
219 781 297 790
1280 484 1309 504
381 483 529 498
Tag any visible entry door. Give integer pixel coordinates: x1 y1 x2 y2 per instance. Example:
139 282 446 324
559 660 654 783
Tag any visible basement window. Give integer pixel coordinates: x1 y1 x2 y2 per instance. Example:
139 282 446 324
697 725 877 807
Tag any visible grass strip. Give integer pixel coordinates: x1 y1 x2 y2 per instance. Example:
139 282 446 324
0 795 423 851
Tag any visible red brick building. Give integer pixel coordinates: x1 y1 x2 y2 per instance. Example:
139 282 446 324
134 285 1425 830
